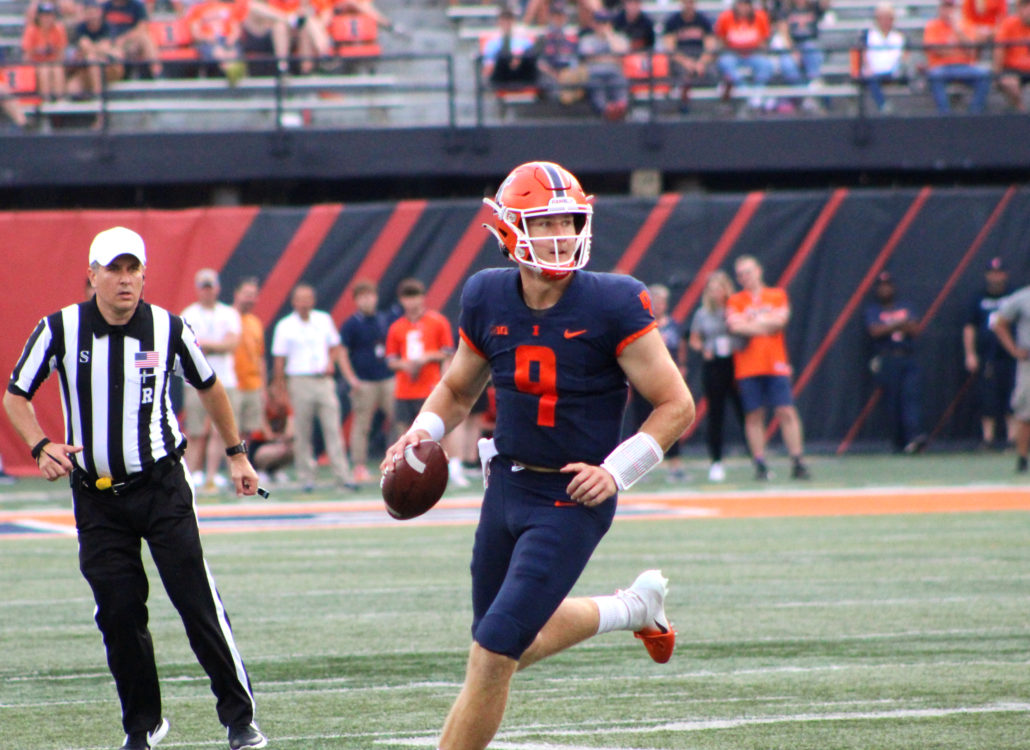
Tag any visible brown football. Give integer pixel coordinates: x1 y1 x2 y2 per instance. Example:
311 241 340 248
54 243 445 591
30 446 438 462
381 440 449 520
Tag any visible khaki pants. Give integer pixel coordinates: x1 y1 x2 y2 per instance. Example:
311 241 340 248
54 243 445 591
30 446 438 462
287 375 351 486
236 388 264 435
348 377 395 466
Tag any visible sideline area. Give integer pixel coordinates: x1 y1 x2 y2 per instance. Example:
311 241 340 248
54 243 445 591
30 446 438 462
2 484 1028 539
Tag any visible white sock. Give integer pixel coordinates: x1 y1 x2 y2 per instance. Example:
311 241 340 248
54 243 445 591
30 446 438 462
592 590 646 634
448 457 463 473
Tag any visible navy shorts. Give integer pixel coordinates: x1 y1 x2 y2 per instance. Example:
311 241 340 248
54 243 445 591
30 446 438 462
737 374 795 413
470 456 616 659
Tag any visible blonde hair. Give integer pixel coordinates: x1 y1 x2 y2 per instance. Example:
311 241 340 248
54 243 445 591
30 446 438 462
702 270 735 311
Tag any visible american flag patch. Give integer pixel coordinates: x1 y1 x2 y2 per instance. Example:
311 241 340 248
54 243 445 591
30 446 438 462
134 351 160 369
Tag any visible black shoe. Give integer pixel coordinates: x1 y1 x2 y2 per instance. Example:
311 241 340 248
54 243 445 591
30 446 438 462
1018 456 1028 474
228 722 268 750
903 434 928 455
753 461 770 481
791 461 811 480
119 718 169 750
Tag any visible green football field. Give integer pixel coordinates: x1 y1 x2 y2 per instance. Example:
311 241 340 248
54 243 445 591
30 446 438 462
1 452 1028 749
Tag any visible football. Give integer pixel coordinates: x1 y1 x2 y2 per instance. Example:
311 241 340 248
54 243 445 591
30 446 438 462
381 440 449 520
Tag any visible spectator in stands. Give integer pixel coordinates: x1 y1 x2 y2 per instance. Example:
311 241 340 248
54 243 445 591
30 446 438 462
270 283 358 492
482 6 538 88
714 0 775 109
988 278 1030 471
859 1 908 112
232 277 268 457
613 0 655 51
534 3 585 104
865 271 927 454
339 280 396 484
186 0 248 84
385 278 468 487
578 9 631 119
0 82 29 130
66 0 123 99
662 0 717 113
774 0 827 86
22 2 68 101
305 0 398 74
182 268 242 492
238 0 293 75
726 254 810 480
688 269 745 483
247 397 294 481
993 0 1030 109
990 278 1030 474
628 284 688 481
962 0 1007 47
103 0 162 78
923 0 991 113
964 257 1016 449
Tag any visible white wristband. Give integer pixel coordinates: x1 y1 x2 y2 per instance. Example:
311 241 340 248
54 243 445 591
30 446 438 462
411 411 445 442
601 432 664 491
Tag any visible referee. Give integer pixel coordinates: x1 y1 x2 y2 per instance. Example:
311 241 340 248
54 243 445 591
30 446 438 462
3 227 268 750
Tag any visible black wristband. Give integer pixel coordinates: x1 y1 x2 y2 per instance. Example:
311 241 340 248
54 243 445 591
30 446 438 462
31 437 52 462
225 440 248 457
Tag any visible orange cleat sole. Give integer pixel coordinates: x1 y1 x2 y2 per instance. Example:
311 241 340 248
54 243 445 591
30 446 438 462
634 627 676 664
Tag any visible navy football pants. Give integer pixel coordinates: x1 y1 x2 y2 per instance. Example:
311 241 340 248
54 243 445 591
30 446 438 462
470 456 616 659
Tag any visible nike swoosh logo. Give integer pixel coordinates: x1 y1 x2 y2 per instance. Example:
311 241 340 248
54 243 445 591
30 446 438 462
554 500 579 507
564 329 588 339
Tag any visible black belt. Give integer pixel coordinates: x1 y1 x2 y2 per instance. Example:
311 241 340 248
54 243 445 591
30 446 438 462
73 451 183 497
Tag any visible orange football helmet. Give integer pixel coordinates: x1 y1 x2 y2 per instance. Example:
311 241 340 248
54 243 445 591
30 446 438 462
483 161 593 279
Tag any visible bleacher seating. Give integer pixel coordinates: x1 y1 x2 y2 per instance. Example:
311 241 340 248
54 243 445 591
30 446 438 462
0 0 1010 130
329 12 382 59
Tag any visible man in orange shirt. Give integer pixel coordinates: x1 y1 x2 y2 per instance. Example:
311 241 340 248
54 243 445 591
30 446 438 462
232 277 267 453
726 255 810 480
923 0 991 112
994 0 1030 109
385 277 468 486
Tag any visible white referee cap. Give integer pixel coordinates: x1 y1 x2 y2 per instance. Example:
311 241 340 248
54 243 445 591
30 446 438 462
89 227 147 267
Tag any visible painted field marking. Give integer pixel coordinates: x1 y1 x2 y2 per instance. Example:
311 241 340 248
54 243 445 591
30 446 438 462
1 485 1028 539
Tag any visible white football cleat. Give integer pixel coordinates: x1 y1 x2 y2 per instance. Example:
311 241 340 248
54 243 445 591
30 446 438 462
624 569 676 663
708 462 725 482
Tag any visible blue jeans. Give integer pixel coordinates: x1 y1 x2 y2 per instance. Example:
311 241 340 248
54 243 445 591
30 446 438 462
865 72 898 110
717 51 774 86
778 41 822 83
927 64 991 113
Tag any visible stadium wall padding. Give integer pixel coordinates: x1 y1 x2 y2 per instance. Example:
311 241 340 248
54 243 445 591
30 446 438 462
3 186 1027 472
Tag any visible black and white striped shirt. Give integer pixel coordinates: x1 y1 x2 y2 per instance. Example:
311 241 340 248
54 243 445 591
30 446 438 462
8 298 215 481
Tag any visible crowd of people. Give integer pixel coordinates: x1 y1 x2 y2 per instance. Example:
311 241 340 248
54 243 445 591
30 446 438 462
1 0 395 113
479 0 1030 116
4 0 1030 130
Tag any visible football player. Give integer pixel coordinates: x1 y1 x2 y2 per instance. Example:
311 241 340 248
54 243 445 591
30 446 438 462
382 161 695 750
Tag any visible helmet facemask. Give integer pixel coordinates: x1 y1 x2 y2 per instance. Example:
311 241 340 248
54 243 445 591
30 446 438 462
486 196 592 279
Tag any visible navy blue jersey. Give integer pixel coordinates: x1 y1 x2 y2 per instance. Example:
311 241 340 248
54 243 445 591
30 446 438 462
459 268 656 468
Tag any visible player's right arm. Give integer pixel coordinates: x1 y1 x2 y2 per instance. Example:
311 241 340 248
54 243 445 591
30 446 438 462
380 338 491 472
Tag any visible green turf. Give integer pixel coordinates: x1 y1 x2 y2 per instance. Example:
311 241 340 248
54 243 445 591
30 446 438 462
2 462 1030 750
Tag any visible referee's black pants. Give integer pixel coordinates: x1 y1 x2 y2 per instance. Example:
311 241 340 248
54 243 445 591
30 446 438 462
72 460 257 735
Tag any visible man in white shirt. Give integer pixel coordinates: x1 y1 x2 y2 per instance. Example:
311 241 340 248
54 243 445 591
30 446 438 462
861 2 908 112
271 283 357 492
181 268 242 492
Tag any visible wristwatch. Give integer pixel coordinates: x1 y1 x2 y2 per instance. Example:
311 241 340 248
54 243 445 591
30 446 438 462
225 441 248 457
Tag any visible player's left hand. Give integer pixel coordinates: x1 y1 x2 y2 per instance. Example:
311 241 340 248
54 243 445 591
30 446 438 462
561 463 617 507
